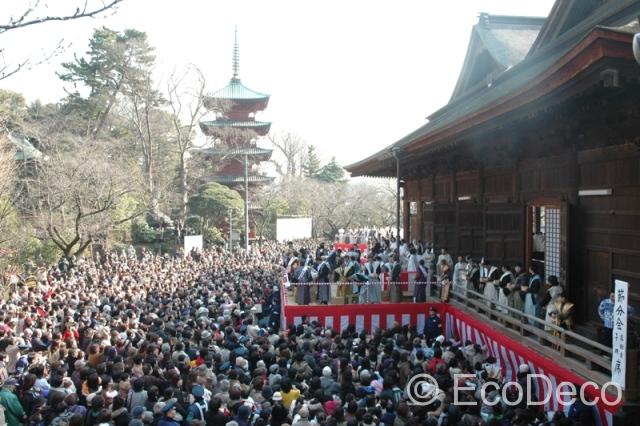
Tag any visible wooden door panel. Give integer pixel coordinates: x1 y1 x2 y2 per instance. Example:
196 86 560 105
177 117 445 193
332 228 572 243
586 250 610 323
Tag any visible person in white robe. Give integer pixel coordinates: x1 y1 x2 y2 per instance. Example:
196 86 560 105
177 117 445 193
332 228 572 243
497 265 514 314
453 256 468 294
362 254 382 303
406 247 419 295
482 261 500 306
437 248 453 275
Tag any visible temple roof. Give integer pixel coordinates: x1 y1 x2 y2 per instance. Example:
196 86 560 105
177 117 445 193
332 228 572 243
206 79 270 101
193 146 272 155
199 120 271 137
205 27 270 102
200 120 271 129
191 146 273 159
449 14 545 101
346 0 640 178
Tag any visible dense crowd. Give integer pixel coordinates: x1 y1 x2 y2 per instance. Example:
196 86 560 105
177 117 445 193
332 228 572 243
0 240 597 426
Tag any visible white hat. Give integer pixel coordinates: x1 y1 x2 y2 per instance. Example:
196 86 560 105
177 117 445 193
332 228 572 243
272 391 283 401
435 335 445 343
322 366 332 377
518 364 530 374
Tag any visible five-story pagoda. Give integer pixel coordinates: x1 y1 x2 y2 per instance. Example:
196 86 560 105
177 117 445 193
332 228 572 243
195 29 274 249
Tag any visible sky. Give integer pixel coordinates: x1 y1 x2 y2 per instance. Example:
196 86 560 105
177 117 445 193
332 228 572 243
1 0 555 168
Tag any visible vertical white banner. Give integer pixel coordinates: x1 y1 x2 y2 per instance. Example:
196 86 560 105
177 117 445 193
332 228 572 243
417 313 426 333
611 279 628 389
371 314 380 332
340 315 349 332
401 313 410 326
325 316 333 329
184 235 203 257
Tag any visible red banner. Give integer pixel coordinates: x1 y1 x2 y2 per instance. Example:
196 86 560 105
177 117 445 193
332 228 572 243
445 307 620 425
283 299 620 425
333 243 368 252
284 302 443 335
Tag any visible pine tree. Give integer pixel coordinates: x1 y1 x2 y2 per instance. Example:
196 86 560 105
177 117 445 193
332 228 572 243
316 156 346 183
302 145 321 178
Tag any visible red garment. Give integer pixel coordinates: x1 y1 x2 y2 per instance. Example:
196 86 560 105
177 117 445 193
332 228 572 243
324 400 338 416
62 329 79 342
427 357 445 375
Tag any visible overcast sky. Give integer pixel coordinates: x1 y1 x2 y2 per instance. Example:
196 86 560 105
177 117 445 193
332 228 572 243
2 0 554 167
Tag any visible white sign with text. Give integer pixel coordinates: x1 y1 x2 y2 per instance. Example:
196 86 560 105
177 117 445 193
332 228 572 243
611 279 628 389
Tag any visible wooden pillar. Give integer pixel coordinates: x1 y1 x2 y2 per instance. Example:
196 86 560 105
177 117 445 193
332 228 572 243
403 200 410 241
416 200 424 241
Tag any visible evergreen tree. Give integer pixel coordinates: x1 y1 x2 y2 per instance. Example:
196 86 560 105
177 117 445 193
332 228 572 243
59 27 157 138
316 157 346 183
302 145 321 178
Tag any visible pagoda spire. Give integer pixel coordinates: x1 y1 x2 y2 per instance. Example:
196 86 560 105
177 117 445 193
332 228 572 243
231 25 240 82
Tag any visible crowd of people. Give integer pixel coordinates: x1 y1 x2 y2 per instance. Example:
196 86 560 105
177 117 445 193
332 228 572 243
285 238 577 340
0 240 600 425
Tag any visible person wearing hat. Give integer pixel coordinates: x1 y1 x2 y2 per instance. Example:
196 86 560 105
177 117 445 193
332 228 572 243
320 366 337 396
0 379 26 426
292 405 312 426
186 384 208 423
157 399 180 426
270 391 288 426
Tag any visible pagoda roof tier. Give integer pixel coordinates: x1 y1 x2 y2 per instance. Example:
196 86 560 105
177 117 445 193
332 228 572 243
209 175 275 184
206 78 270 101
192 146 273 160
199 120 271 136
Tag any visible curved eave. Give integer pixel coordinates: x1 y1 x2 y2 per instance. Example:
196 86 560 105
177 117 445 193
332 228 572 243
203 96 269 112
192 147 273 161
347 27 634 178
206 79 270 101
199 121 271 137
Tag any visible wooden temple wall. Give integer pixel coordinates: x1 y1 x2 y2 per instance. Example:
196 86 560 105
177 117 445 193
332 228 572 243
402 144 640 323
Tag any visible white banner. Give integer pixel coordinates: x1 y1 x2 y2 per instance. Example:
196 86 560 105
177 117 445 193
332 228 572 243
276 217 312 242
184 235 203 257
611 279 628 389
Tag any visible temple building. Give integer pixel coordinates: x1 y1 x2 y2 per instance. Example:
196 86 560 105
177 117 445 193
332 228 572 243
193 29 274 242
347 0 640 327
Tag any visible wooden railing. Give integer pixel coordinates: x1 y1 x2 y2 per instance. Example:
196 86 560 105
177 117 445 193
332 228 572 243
447 287 613 377
284 281 612 375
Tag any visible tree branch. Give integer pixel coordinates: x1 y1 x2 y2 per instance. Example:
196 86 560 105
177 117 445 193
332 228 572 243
0 0 124 34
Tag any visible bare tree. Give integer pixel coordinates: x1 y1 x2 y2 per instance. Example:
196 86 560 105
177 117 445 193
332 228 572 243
268 131 307 177
166 65 208 223
0 0 124 80
123 77 173 215
0 134 17 246
29 136 139 258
